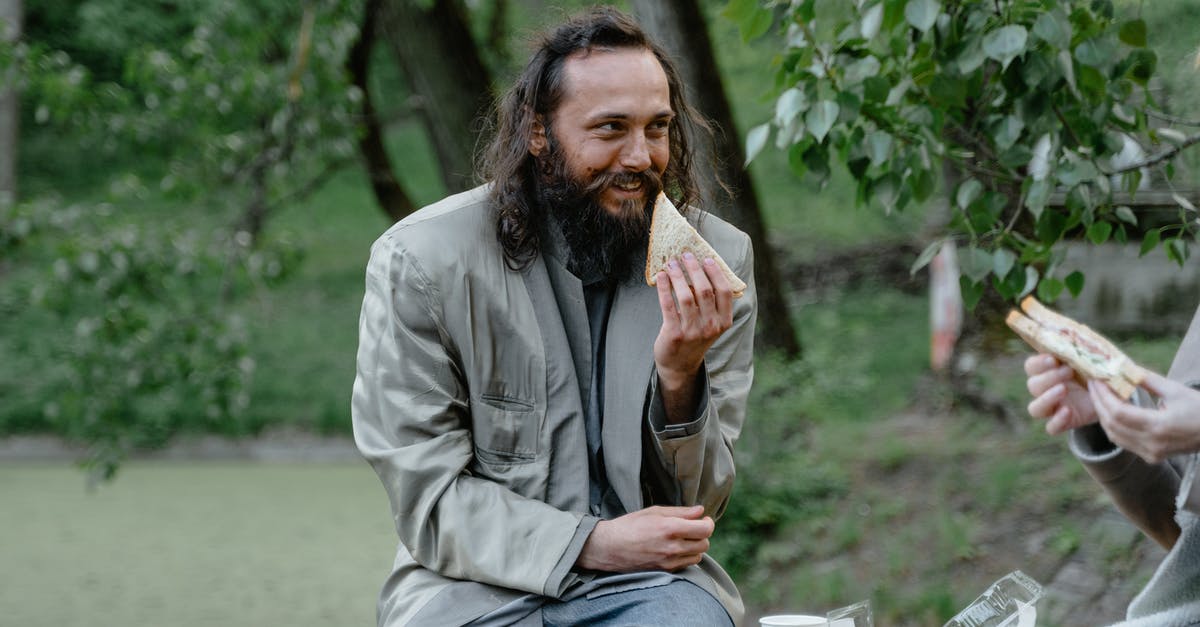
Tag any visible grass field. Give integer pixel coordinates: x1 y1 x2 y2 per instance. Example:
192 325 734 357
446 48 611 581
0 462 396 627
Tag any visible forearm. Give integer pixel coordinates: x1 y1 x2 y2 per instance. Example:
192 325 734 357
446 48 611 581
657 366 704 425
1069 424 1182 549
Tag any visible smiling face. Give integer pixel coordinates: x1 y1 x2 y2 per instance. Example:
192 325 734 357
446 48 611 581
530 47 673 218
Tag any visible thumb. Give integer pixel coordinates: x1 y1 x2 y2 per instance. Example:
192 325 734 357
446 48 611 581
1139 368 1178 397
657 504 706 519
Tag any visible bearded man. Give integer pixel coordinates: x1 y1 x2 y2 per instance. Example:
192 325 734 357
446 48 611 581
351 8 756 626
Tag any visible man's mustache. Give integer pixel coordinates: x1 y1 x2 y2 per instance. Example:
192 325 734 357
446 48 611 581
581 168 664 200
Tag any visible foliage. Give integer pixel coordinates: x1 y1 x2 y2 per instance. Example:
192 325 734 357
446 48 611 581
3 0 365 478
1 197 301 482
17 0 362 228
736 0 1200 307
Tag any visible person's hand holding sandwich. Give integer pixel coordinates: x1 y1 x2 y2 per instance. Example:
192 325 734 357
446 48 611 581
644 193 746 425
1017 297 1200 464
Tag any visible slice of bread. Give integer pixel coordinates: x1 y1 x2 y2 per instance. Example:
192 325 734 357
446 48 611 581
644 193 747 298
1005 296 1145 399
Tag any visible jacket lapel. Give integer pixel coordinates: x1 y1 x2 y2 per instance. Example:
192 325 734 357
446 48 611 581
603 280 662 512
522 254 589 511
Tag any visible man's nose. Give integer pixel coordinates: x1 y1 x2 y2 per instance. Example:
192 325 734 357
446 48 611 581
619 130 653 172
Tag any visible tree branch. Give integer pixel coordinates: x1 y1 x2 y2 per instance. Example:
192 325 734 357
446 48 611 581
1104 133 1200 176
1147 109 1200 127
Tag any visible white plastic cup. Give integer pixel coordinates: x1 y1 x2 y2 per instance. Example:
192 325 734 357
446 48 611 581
759 615 828 627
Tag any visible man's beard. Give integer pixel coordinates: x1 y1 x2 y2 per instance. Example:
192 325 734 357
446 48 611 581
534 145 663 283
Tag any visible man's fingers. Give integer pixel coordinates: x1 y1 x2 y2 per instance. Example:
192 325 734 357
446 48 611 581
669 516 715 541
644 504 706 518
665 258 697 314
680 253 717 319
1027 383 1066 419
702 257 733 318
655 271 679 327
1027 365 1073 397
1024 353 1061 376
1139 368 1181 398
1045 405 1072 435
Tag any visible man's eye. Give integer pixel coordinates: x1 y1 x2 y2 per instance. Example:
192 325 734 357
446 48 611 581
598 122 622 132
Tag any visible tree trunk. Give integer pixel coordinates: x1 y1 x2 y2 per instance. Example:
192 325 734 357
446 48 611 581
0 0 20 208
348 0 416 223
631 0 801 357
378 0 491 193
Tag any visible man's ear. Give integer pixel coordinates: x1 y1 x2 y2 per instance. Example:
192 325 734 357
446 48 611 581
528 115 547 157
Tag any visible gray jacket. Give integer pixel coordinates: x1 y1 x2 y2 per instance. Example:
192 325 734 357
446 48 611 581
1070 304 1200 624
351 186 756 626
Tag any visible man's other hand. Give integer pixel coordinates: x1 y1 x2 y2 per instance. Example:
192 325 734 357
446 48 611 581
576 505 713 573
1024 353 1097 435
1089 371 1200 464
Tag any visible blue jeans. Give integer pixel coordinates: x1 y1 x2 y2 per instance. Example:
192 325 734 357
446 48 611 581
540 580 733 627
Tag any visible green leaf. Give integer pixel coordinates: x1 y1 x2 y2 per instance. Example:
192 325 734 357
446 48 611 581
956 178 983 210
1065 271 1085 297
1139 229 1161 257
1036 209 1069 244
774 88 808 127
960 245 993 282
1058 50 1078 95
910 239 943 275
1077 64 1106 97
1020 266 1040 298
1037 277 1065 302
1118 19 1147 47
1123 170 1143 196
745 123 770 166
844 56 882 85
910 168 936 202
1115 206 1137 226
866 130 893 166
983 25 1028 70
802 142 831 183
1127 49 1157 85
863 76 890 103
1055 160 1099 187
957 36 987 74
904 0 939 33
805 100 840 142
1168 238 1189 265
870 173 902 213
861 3 884 39
993 115 1024 151
721 0 758 23
1075 38 1115 68
1086 221 1112 244
1025 178 1051 219
960 276 985 310
992 248 1016 279
786 140 810 179
741 7 774 41
1032 10 1071 50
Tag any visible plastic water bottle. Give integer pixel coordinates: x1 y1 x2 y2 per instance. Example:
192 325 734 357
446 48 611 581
943 571 1042 627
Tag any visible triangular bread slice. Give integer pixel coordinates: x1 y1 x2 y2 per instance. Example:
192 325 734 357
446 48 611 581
644 193 747 298
1005 296 1145 399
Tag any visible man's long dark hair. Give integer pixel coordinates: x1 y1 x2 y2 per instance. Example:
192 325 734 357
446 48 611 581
478 7 711 270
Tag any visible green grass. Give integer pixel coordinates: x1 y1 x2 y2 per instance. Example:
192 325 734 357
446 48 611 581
0 462 396 626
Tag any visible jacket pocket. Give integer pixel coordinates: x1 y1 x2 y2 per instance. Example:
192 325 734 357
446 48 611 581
473 393 539 464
